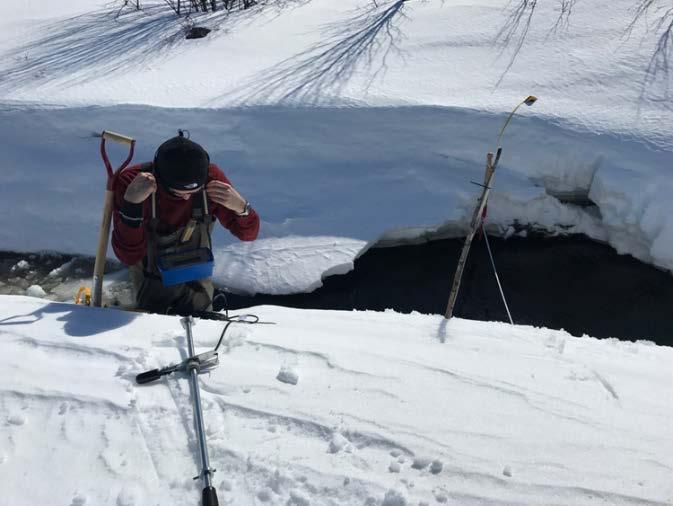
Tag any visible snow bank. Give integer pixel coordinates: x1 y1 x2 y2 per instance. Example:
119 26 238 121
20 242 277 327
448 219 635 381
1 296 672 504
0 104 671 295
213 236 366 295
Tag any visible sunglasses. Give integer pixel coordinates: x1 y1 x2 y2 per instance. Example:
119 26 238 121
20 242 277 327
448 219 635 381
169 186 203 197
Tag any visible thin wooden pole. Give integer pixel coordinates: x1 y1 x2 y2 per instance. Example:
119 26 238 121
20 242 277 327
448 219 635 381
444 95 536 321
444 151 499 319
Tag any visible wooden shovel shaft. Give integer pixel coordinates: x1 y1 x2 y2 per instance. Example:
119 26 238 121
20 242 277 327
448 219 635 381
92 189 115 307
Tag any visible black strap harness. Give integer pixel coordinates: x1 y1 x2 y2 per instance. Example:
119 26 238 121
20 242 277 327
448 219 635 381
139 162 214 279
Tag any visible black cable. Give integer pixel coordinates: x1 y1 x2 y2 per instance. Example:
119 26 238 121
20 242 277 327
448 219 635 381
209 291 260 352
214 320 234 352
213 314 260 352
212 292 229 319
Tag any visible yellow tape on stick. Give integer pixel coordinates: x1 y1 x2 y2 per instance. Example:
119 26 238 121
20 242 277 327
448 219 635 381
75 286 92 306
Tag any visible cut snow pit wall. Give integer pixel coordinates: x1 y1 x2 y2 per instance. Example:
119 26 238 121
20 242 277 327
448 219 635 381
1 104 672 274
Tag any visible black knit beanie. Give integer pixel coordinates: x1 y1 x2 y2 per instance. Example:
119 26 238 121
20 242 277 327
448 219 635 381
154 132 209 191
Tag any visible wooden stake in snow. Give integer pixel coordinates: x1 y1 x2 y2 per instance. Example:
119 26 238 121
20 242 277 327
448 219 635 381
444 96 537 320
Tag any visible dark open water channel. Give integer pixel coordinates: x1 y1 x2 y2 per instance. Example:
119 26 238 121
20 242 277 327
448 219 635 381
221 234 673 347
2 234 672 346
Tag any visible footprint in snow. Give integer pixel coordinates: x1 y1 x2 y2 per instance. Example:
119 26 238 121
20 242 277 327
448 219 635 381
116 487 141 506
256 487 273 502
70 494 87 506
410 457 443 475
7 414 26 426
411 457 432 470
434 491 448 503
328 433 353 454
381 489 408 505
288 489 311 506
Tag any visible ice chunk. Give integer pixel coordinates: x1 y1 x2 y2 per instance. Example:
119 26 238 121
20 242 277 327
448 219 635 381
11 260 29 272
276 366 299 385
26 285 46 297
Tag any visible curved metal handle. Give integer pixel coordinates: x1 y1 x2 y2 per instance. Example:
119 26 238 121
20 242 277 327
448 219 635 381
99 131 136 185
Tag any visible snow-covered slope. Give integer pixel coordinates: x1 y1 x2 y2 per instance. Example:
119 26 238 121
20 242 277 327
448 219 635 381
2 4 672 504
1 296 672 505
0 0 672 294
2 0 671 140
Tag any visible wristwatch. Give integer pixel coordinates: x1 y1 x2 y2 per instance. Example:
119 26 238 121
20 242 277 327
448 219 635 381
237 201 251 217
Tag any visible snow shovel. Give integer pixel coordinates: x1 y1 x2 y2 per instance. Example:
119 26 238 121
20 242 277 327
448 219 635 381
90 130 136 307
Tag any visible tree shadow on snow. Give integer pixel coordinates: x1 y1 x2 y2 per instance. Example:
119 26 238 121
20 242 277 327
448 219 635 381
0 5 189 92
0 0 319 94
0 302 137 337
219 0 410 105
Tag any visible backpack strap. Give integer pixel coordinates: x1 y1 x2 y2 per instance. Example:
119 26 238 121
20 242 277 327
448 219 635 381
181 190 211 244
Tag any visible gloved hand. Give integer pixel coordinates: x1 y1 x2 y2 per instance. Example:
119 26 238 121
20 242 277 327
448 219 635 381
124 172 157 204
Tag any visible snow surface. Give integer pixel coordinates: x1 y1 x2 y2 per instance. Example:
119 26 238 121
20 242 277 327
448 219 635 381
0 0 672 295
2 3 673 504
1 3 672 503
1 296 672 505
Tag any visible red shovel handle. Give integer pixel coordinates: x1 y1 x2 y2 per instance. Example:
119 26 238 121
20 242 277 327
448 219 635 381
100 130 136 190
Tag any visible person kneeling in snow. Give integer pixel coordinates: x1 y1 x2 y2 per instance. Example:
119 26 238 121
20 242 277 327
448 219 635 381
112 131 259 314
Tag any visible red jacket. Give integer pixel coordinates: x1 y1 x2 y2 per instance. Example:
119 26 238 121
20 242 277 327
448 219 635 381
112 163 259 266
